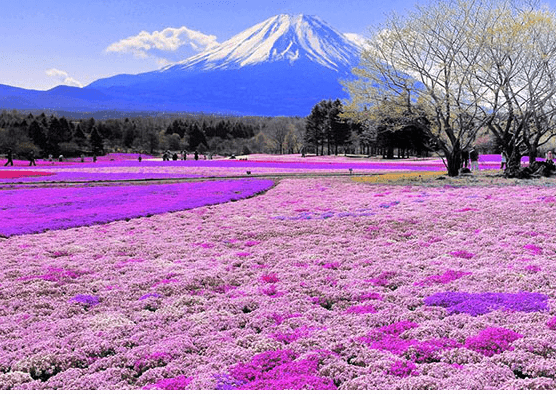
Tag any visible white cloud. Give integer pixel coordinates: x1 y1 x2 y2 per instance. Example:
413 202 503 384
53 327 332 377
106 26 219 62
45 68 83 87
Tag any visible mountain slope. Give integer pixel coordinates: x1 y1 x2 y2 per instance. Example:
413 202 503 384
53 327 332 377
2 14 362 116
160 14 361 72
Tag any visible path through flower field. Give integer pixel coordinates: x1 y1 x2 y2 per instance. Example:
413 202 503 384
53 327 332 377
1 155 556 389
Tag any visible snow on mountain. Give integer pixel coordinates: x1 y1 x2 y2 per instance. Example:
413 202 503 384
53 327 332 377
161 14 362 72
2 14 364 116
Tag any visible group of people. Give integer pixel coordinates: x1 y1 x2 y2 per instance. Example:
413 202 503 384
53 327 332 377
4 149 36 167
161 150 212 161
500 149 555 170
3 150 99 166
461 147 480 172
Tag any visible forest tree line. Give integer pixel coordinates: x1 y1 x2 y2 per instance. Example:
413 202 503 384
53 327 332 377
0 110 307 158
0 100 453 160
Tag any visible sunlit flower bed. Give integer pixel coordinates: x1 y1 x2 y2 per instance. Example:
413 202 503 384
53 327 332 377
0 154 500 183
1 176 556 389
353 171 446 184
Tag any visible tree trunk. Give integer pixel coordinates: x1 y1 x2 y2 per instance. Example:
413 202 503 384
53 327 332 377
387 146 394 159
446 148 462 177
504 149 522 178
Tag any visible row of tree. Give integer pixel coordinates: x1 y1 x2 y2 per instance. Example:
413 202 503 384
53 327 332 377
0 110 308 158
303 98 432 158
343 0 556 176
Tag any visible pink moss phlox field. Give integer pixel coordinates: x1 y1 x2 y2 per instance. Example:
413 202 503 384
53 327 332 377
4 177 556 389
0 179 273 237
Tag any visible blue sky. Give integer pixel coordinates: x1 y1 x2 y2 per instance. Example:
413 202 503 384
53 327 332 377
3 0 555 91
1 0 413 90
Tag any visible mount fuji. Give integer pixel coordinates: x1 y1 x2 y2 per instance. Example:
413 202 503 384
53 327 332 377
0 14 364 116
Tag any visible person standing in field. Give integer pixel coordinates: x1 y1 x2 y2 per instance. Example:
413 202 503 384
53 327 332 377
4 149 14 166
461 149 469 168
546 150 554 164
29 150 36 166
500 150 508 170
469 147 479 172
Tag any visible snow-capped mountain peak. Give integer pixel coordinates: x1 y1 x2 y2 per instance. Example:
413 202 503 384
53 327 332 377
162 14 362 72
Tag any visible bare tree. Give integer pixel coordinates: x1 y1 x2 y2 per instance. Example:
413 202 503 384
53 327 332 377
472 3 556 175
267 118 289 154
343 0 556 176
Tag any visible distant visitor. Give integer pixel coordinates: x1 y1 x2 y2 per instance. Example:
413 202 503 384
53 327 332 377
4 149 14 167
469 148 479 172
29 150 36 166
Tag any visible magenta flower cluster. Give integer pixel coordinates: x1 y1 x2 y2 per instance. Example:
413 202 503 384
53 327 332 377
464 327 523 357
227 350 336 390
359 321 462 363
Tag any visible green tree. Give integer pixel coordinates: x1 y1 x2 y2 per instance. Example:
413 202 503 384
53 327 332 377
89 126 104 154
28 120 47 153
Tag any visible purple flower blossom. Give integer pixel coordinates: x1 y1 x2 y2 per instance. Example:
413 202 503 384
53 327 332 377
139 293 161 300
69 294 100 307
378 321 419 336
358 292 382 301
367 271 397 287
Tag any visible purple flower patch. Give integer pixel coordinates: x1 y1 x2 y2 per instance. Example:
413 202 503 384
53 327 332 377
524 264 542 273
69 294 100 307
378 321 419 336
139 293 161 300
424 292 549 316
0 179 274 237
